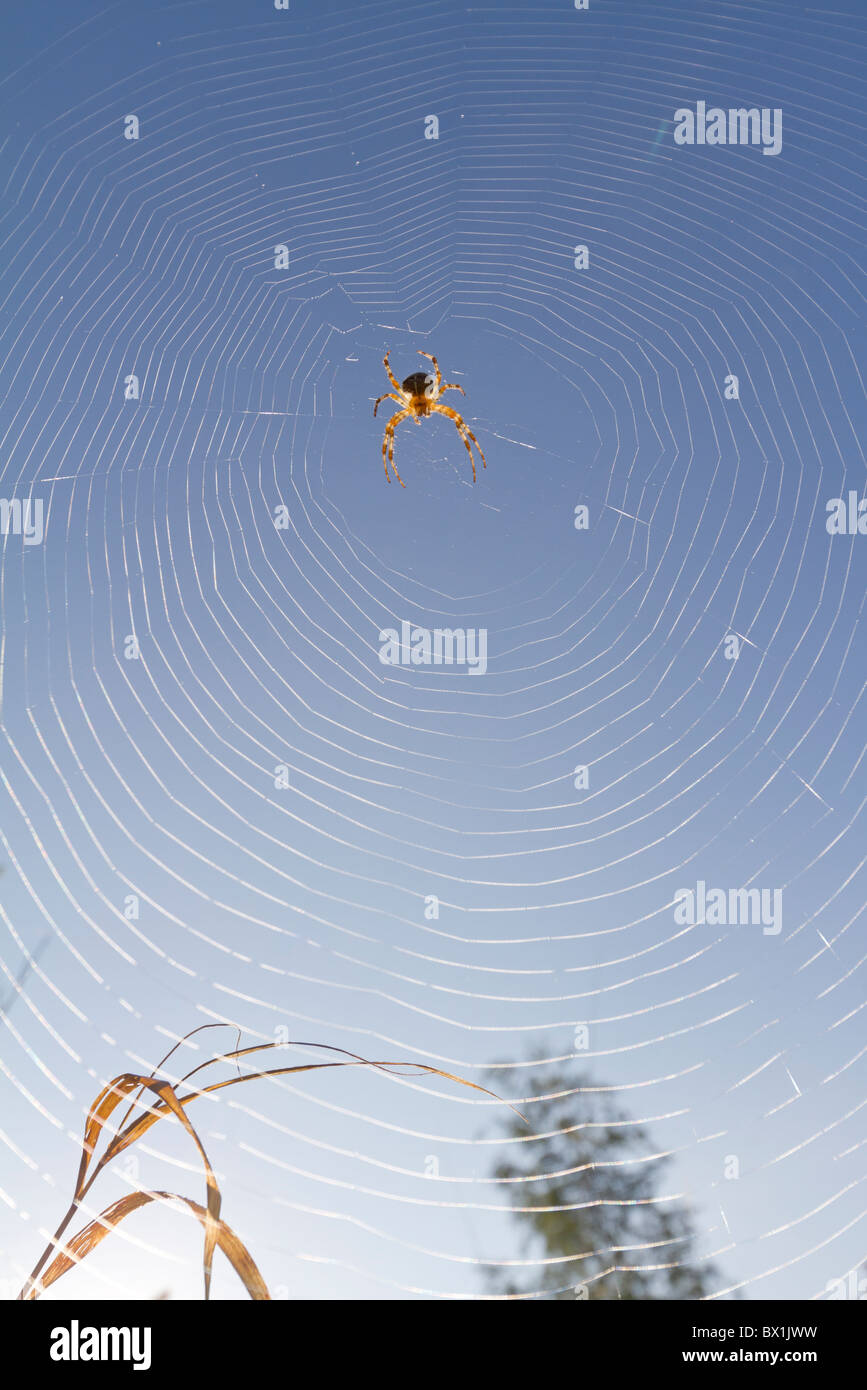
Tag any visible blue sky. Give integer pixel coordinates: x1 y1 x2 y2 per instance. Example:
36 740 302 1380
0 0 865 1300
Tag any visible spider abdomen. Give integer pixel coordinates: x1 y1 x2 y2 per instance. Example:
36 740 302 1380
401 371 433 397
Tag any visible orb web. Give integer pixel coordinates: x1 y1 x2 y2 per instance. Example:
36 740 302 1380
0 0 864 1300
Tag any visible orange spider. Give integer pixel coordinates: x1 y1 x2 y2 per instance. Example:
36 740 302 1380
374 350 487 487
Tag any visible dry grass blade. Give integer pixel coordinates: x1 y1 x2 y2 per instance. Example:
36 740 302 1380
19 1072 166 1300
101 1052 524 1169
26 1190 269 1301
75 1074 147 1199
134 1080 222 1300
19 1027 523 1301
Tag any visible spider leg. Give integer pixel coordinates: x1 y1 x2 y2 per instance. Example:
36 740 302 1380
382 407 411 487
382 351 402 392
374 392 404 417
439 382 465 398
431 403 487 482
417 350 442 397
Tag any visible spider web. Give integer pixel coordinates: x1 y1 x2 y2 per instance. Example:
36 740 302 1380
0 0 865 1300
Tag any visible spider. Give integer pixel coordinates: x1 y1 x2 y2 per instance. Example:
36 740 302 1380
374 350 487 487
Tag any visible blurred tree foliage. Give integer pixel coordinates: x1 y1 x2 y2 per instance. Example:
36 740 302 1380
485 1057 722 1300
